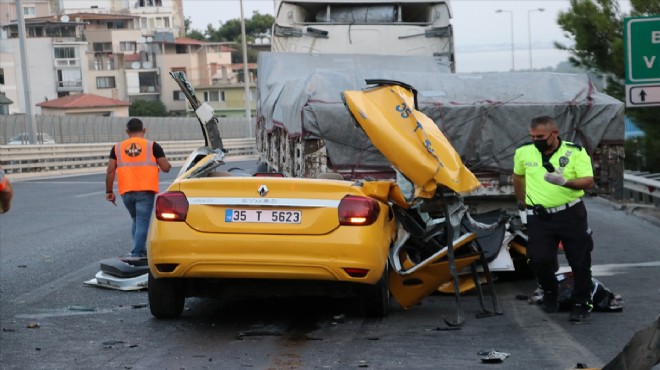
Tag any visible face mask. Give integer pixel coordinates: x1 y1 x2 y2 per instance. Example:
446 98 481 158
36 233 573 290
533 136 552 151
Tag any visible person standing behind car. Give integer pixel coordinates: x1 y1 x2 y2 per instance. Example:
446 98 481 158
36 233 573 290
513 115 595 323
105 118 171 258
0 165 13 213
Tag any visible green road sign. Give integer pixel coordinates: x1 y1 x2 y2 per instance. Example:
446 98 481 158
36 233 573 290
625 16 660 84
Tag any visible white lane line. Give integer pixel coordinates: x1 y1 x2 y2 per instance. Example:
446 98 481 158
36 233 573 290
559 260 660 277
76 191 107 198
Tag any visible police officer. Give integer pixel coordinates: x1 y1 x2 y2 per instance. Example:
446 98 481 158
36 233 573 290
513 115 594 322
105 118 171 258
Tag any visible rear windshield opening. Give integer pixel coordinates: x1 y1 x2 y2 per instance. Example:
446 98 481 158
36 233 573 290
296 3 434 24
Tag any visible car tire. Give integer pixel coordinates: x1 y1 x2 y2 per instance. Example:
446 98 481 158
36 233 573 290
148 273 185 319
360 264 390 318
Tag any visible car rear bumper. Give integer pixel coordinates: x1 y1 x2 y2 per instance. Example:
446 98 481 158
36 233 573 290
147 219 395 285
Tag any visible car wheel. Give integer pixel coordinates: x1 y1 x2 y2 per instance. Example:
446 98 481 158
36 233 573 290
148 273 185 319
360 264 390 318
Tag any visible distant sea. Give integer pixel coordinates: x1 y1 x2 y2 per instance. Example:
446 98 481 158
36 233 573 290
455 47 572 73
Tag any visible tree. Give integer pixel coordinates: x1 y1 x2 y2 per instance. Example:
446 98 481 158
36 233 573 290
185 17 207 40
187 11 274 43
129 100 168 117
556 0 660 172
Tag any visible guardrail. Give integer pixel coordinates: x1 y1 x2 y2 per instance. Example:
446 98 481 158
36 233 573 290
0 138 258 180
2 142 659 208
623 171 660 207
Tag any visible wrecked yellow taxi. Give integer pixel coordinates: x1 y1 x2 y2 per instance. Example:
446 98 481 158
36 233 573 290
148 76 498 323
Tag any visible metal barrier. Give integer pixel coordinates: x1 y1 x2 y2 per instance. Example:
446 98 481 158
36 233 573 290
0 138 258 179
623 171 660 207
2 141 658 209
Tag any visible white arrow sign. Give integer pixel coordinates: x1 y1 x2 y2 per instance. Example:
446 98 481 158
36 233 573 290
627 85 660 106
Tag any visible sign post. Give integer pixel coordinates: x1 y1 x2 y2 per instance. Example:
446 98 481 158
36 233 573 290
625 16 660 107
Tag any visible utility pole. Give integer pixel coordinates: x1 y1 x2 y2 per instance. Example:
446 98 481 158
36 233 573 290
15 0 37 144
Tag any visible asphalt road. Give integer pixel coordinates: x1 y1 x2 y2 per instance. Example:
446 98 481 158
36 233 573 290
1 162 659 370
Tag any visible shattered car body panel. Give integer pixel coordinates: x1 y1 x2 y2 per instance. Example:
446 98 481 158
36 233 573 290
343 80 503 315
342 81 481 197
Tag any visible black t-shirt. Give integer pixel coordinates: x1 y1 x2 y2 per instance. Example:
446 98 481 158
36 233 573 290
109 141 166 160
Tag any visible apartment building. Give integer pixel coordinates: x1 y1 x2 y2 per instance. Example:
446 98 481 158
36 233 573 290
0 0 257 117
0 3 87 114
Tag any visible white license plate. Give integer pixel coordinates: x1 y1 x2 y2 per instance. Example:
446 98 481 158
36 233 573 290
225 209 302 224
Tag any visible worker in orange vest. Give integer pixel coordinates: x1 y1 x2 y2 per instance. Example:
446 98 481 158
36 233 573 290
105 118 171 258
0 164 13 214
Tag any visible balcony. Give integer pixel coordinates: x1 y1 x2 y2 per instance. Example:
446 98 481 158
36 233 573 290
139 85 160 93
57 80 83 93
89 59 117 71
55 58 80 67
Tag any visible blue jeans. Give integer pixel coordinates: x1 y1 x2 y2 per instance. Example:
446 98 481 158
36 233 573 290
121 191 156 257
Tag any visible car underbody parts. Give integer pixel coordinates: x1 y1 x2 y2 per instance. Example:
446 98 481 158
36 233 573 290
389 190 503 327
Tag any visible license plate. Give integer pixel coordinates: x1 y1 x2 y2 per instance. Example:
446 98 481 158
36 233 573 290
225 209 302 224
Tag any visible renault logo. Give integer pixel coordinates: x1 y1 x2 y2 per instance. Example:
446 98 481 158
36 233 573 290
258 185 268 197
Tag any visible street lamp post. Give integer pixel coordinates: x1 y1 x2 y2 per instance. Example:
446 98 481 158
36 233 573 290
527 8 545 70
495 9 514 71
239 0 252 137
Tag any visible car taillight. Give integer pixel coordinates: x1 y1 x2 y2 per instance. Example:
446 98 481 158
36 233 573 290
155 191 188 222
338 195 380 226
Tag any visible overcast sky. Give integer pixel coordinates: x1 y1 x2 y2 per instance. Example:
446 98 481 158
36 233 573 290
182 0 633 73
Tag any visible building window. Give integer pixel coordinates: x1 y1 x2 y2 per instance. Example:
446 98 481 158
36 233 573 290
54 47 76 59
0 68 4 85
175 44 187 54
23 7 36 16
164 17 170 28
107 21 126 29
203 91 225 102
138 0 162 7
93 42 112 53
120 42 136 52
57 69 82 88
97 76 116 89
140 18 147 29
173 91 185 101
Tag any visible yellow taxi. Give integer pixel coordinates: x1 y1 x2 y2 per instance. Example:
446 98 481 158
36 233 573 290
147 152 398 319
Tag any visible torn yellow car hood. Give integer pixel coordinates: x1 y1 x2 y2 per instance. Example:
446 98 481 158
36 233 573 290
343 84 480 196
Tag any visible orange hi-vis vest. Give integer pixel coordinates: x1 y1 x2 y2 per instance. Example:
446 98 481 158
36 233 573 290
115 137 159 195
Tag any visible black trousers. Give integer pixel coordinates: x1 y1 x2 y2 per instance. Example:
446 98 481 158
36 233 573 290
526 200 594 305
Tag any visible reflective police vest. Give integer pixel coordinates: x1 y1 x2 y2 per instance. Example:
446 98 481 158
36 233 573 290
115 137 159 195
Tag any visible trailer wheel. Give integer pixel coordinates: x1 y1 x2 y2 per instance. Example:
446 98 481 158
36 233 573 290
360 264 390 318
148 273 185 319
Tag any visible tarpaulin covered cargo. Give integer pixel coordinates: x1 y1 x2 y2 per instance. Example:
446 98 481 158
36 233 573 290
256 52 624 190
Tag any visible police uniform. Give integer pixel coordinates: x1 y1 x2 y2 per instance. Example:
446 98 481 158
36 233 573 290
513 138 594 308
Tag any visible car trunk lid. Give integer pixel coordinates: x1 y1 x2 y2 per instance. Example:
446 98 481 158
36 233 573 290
179 177 356 235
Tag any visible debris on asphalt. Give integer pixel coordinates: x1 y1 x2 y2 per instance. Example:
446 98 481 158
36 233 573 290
478 350 510 363
26 323 40 329
235 330 282 340
68 306 96 311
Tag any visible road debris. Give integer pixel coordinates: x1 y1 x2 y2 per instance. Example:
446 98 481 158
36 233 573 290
478 350 510 363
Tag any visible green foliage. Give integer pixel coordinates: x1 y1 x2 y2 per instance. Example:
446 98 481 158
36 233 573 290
187 11 274 43
129 100 168 117
557 0 660 171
